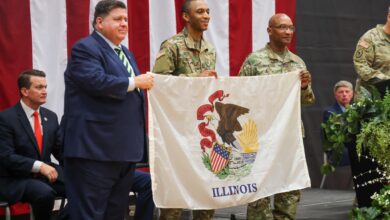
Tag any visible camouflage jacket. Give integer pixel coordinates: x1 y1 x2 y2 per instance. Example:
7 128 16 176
239 44 315 105
152 28 216 77
353 24 390 97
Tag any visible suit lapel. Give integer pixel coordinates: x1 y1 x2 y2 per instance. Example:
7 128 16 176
92 32 130 78
40 109 49 159
334 103 343 114
123 50 140 76
122 48 145 98
92 32 144 99
15 103 41 158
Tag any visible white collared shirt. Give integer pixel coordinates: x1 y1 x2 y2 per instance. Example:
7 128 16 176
337 102 347 112
95 31 136 91
20 100 43 173
20 100 43 133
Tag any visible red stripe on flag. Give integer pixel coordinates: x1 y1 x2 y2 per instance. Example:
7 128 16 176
128 0 150 73
275 0 296 52
66 0 90 57
229 0 252 76
0 0 32 110
174 0 185 33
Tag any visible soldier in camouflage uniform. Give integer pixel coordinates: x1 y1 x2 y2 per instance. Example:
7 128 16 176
152 0 216 219
353 6 390 99
239 13 315 220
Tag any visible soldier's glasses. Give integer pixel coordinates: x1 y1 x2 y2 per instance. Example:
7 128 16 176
271 25 296 32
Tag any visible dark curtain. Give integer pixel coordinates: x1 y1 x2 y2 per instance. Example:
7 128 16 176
296 0 389 188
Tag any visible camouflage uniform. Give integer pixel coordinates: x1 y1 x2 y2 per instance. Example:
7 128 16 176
239 44 315 220
353 24 390 99
153 28 216 76
153 27 216 220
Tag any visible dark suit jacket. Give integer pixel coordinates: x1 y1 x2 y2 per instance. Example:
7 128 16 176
0 103 63 203
323 102 343 122
62 31 147 162
322 102 350 166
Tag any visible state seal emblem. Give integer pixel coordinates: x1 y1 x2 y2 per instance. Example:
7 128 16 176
197 90 260 180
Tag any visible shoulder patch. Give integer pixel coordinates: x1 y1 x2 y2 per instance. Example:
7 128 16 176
358 40 369 49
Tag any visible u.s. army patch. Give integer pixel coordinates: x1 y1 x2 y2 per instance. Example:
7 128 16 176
355 48 364 58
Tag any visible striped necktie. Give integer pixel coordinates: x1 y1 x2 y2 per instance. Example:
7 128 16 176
114 47 135 77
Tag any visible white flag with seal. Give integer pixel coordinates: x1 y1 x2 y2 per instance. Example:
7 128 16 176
148 71 311 209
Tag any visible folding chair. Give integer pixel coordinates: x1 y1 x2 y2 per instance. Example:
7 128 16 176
0 201 11 220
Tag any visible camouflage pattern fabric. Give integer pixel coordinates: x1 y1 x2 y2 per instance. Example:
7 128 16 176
273 190 301 220
247 190 301 220
152 28 216 77
239 44 315 106
154 28 216 220
239 44 314 219
159 209 215 220
192 209 215 220
159 208 182 220
247 196 273 220
353 24 390 99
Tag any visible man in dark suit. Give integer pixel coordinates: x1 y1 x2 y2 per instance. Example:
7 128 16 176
323 80 354 167
0 69 65 220
323 81 354 121
62 0 154 219
132 170 155 220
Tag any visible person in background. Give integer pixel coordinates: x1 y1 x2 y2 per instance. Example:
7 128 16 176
0 69 66 220
353 5 390 99
322 80 354 188
132 170 155 220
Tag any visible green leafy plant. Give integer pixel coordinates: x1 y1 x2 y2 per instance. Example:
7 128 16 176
323 87 390 219
321 87 389 175
350 185 390 219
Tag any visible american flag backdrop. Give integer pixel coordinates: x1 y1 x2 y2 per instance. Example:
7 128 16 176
0 0 295 116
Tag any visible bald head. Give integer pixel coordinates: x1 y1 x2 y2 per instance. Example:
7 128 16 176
267 13 294 51
268 13 292 27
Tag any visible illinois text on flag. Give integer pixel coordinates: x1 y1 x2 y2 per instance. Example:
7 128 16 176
148 72 311 209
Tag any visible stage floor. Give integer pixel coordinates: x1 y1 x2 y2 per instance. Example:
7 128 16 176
213 188 355 220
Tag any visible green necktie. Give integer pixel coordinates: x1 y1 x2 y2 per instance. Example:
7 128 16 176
114 47 135 77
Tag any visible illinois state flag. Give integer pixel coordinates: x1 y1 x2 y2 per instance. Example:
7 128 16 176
148 72 311 209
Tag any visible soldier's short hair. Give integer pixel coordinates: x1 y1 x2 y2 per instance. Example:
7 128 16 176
17 69 46 96
181 0 199 13
93 0 126 29
388 5 390 13
333 80 353 93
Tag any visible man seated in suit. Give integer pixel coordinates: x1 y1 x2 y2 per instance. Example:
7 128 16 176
323 80 354 166
0 69 66 220
322 80 354 190
132 170 155 220
323 80 354 121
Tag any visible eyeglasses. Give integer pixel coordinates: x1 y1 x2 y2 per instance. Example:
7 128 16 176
270 25 296 32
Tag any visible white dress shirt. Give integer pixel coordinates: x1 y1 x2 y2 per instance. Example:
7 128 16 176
20 100 43 173
96 31 136 91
